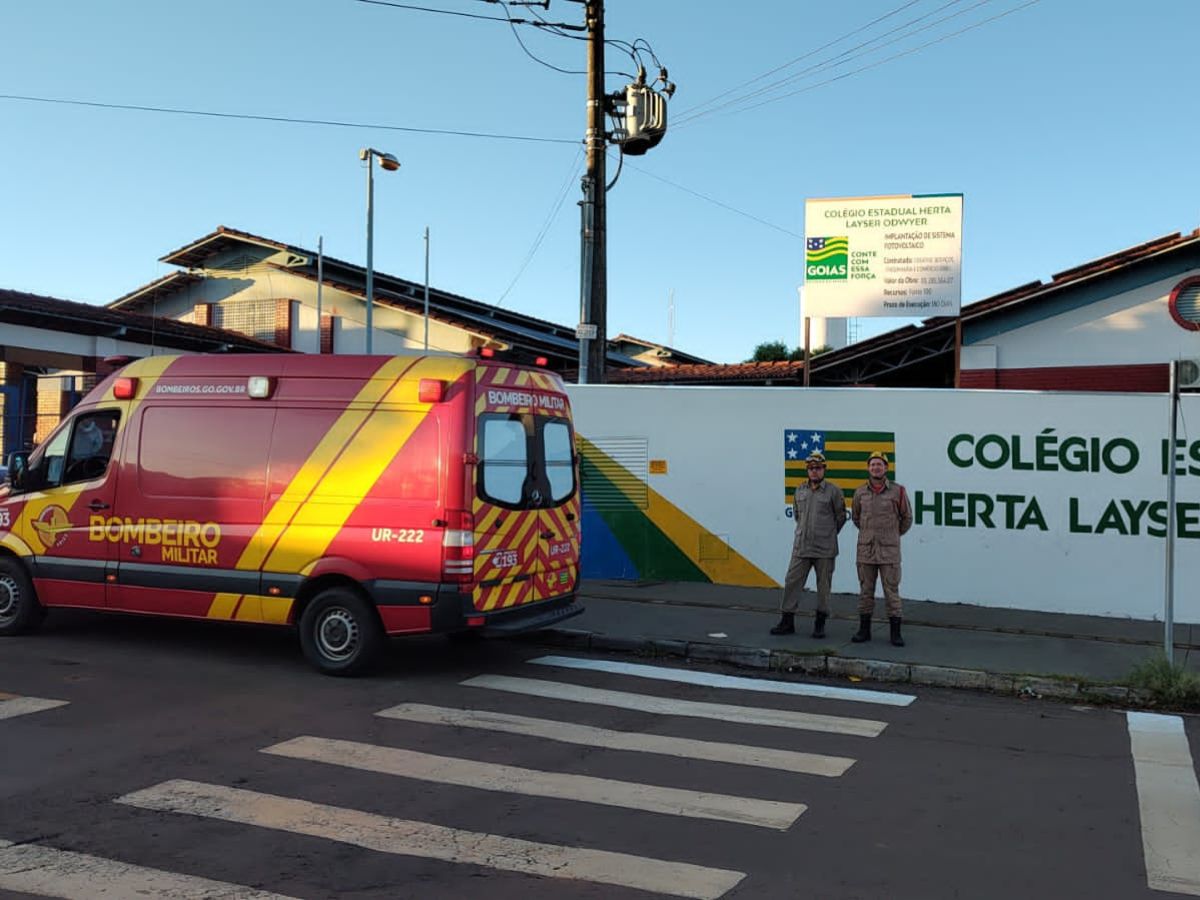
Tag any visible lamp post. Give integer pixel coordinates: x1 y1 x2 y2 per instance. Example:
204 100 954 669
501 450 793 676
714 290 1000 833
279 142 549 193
359 147 401 354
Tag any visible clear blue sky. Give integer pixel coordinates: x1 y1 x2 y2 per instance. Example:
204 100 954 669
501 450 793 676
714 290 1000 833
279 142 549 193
2 1 1197 363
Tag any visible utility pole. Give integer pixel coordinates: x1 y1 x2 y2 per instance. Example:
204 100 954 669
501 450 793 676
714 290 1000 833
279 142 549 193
578 0 607 384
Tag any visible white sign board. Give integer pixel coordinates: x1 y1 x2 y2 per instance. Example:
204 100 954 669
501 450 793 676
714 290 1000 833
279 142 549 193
803 194 963 317
576 323 598 340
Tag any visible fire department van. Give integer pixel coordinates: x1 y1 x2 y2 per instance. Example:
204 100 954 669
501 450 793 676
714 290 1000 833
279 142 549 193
0 352 582 674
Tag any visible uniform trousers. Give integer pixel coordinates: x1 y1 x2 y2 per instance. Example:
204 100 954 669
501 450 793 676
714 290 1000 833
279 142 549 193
856 563 902 617
781 556 835 614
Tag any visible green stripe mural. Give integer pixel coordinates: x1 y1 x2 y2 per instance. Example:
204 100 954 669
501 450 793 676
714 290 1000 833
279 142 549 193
578 436 777 587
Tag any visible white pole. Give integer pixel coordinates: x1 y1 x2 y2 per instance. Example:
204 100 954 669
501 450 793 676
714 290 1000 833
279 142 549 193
316 236 324 353
429 225 434 352
365 159 375 355
1164 359 1178 664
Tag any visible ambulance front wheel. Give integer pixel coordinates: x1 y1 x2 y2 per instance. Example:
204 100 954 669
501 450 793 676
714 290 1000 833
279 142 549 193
299 587 384 676
0 556 46 637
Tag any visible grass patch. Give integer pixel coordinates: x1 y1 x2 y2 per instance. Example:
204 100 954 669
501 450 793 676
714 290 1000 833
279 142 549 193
1128 654 1200 708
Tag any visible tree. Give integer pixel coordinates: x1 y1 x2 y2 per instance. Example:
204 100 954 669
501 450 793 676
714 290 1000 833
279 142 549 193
748 341 833 362
748 341 789 362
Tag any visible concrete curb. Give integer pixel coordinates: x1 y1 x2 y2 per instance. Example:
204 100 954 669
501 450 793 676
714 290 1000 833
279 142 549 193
577 591 1200 651
529 627 1159 708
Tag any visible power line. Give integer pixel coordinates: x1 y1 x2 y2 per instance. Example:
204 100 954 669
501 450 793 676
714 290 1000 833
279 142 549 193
615 154 802 240
0 93 578 144
353 0 518 24
736 1 1041 115
497 0 586 74
675 0 979 126
497 147 584 306
354 0 583 31
673 0 925 119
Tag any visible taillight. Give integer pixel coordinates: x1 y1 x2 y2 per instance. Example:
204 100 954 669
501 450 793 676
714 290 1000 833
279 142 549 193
442 509 475 583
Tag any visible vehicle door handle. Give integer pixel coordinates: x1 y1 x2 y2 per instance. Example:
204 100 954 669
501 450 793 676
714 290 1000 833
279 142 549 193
89 500 110 511
541 531 554 539
565 512 576 521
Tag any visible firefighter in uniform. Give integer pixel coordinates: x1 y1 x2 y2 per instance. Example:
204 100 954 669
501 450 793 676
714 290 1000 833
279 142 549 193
851 450 913 646
770 450 846 638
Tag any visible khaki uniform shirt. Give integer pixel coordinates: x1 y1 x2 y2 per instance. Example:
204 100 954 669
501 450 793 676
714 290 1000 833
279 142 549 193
791 479 847 559
851 479 913 564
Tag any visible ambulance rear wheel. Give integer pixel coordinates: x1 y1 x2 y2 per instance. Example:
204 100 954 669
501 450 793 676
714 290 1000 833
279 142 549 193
299 587 384 676
0 557 46 636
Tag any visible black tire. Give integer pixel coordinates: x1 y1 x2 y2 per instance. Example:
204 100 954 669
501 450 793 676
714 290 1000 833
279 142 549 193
0 555 46 636
298 587 384 676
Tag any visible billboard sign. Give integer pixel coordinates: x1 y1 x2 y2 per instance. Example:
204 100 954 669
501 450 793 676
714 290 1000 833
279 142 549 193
804 193 963 317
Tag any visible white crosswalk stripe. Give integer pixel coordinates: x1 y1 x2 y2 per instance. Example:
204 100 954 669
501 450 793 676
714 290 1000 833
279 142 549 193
528 655 918 706
1126 712 1200 896
263 734 806 829
463 674 888 737
30 660 910 897
117 780 747 900
0 695 69 720
375 702 856 776
0 838 295 899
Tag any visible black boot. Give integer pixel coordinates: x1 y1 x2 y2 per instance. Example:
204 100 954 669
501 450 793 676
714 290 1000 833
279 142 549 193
811 611 827 639
890 617 905 647
770 612 795 635
851 613 872 643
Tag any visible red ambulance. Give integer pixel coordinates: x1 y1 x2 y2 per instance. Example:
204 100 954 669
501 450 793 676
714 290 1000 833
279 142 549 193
0 352 582 674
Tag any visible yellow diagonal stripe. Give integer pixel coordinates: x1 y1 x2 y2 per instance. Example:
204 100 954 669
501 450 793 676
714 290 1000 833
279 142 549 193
580 437 777 588
258 357 468 575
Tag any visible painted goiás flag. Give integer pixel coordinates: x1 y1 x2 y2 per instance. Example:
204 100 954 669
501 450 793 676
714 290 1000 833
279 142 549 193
784 428 897 508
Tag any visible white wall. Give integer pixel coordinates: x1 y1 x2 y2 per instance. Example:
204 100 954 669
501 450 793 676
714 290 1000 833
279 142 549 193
569 384 1200 622
972 269 1200 369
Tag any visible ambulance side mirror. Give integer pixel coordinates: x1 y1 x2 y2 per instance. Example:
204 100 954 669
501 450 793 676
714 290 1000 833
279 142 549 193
6 452 28 491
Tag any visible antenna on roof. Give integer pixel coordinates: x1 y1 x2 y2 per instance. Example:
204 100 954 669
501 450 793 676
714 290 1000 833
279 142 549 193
667 289 675 348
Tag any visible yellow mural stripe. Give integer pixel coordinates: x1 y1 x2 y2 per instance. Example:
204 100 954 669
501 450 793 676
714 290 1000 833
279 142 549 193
579 437 778 588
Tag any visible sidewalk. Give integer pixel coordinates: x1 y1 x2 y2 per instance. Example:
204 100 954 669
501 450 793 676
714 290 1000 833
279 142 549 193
529 580 1199 704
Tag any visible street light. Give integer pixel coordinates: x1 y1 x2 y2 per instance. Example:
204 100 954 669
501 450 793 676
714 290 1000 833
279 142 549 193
359 147 401 354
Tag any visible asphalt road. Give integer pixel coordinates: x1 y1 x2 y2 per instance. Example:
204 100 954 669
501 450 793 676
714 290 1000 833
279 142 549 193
1 609 1196 900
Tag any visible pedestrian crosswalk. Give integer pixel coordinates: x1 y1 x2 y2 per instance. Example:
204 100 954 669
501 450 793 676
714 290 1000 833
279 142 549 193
375 702 857 776
0 692 68 720
0 839 296 899
1126 712 1200 896
463 673 889 736
5 655 916 898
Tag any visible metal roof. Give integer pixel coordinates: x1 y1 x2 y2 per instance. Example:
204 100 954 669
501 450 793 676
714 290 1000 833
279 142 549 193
2 288 288 354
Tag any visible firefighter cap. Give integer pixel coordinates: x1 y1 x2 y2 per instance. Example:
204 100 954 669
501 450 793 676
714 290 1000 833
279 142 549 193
867 449 890 465
805 450 826 465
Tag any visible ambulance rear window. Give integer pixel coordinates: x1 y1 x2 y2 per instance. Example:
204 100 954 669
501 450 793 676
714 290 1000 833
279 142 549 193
479 415 528 505
544 420 574 502
478 413 575 509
